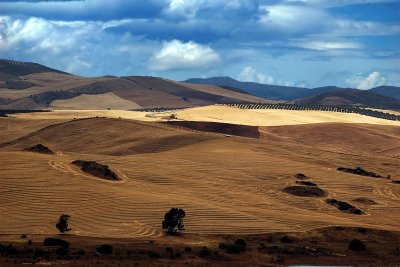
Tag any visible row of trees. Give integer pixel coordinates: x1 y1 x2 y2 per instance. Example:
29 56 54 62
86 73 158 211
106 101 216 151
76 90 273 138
55 208 186 235
223 103 400 121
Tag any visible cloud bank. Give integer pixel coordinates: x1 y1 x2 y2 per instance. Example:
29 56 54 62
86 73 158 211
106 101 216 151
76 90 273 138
0 0 398 87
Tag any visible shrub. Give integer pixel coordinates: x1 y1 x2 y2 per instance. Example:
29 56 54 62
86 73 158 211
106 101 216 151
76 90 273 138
349 239 366 251
199 246 212 257
43 238 70 249
148 251 161 258
184 247 192 253
33 249 47 258
219 239 247 254
280 236 292 244
174 252 182 258
56 247 69 256
165 247 173 253
295 173 307 179
96 244 113 255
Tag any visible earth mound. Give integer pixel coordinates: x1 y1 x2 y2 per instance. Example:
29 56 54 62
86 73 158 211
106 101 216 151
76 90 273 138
295 181 317 186
294 173 307 179
337 167 382 178
326 199 365 215
353 197 378 205
283 186 326 197
72 160 120 181
23 144 54 154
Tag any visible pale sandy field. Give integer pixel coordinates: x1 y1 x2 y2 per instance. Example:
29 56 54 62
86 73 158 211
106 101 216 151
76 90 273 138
11 105 400 126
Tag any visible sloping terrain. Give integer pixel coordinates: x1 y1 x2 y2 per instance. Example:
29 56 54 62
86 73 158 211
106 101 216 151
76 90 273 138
294 89 400 110
259 123 400 157
0 60 268 110
369 85 400 100
185 76 305 100
0 59 66 80
0 118 214 156
0 116 400 240
185 77 400 105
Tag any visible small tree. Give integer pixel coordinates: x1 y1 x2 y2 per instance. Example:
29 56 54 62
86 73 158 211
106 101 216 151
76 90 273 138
162 208 185 234
56 215 71 234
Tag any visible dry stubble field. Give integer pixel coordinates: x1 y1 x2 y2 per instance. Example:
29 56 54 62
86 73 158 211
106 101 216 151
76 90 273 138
0 106 400 266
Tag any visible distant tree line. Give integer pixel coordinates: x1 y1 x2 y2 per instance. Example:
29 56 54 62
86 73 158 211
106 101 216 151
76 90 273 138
222 103 400 121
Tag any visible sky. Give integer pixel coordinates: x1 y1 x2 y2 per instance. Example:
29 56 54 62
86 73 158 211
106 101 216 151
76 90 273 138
0 0 399 89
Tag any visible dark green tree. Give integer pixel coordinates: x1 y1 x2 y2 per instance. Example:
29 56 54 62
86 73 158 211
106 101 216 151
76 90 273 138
56 214 71 234
162 208 185 234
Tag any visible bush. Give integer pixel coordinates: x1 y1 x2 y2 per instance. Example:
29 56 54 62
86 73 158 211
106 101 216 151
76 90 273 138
174 252 182 258
349 239 366 251
184 247 192 253
148 251 161 258
96 244 113 255
218 243 227 249
199 246 212 257
165 247 173 253
295 173 307 179
219 239 247 254
33 249 47 258
56 247 69 256
43 238 70 249
280 236 292 244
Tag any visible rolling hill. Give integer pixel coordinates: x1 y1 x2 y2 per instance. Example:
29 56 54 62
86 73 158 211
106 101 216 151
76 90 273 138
184 77 400 106
369 85 400 100
0 60 268 110
185 76 306 100
293 89 400 110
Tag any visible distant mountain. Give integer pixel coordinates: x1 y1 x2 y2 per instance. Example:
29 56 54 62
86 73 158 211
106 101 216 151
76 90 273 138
294 89 400 110
184 77 400 106
184 77 306 100
369 86 400 100
0 59 268 110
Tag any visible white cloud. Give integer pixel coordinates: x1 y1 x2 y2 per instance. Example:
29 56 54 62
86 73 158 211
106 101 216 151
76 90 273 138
285 0 398 7
164 0 255 18
258 5 328 34
346 71 387 89
149 39 220 71
238 66 274 84
299 41 361 50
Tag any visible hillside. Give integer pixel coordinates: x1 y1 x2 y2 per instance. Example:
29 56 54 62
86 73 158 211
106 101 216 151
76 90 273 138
293 89 400 110
1 109 400 266
369 85 400 100
0 60 268 110
184 77 306 100
185 77 400 106
1 116 399 237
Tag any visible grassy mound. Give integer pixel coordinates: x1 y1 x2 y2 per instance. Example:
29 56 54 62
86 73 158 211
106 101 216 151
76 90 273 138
326 199 365 215
337 167 382 178
283 186 326 197
23 144 54 154
72 160 120 181
295 181 317 186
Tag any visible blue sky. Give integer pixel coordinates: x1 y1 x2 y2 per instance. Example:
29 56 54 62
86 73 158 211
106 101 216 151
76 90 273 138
0 0 399 89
